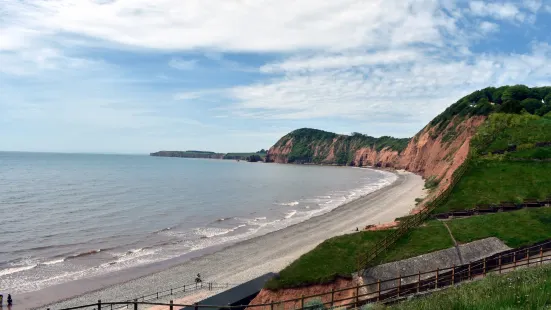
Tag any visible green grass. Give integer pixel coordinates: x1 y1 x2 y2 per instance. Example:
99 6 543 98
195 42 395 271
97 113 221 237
486 116 551 152
266 222 454 290
264 230 391 289
266 208 551 290
374 221 454 264
506 146 551 160
434 160 551 213
447 207 551 248
382 264 551 310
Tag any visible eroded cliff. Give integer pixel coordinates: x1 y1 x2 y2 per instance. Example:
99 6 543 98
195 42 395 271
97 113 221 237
267 115 486 194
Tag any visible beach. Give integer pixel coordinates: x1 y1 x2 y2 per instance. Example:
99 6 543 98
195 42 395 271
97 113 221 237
22 170 424 309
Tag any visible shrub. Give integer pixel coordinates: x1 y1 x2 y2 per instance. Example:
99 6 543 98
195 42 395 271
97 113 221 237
304 298 326 310
424 176 440 190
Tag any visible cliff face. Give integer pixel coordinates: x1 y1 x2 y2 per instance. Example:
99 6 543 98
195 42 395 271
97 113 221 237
267 116 486 191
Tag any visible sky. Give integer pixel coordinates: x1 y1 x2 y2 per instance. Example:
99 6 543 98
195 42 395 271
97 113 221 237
1 0 550 154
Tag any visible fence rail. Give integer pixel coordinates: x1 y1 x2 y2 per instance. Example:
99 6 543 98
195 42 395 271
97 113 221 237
431 197 551 220
52 240 551 310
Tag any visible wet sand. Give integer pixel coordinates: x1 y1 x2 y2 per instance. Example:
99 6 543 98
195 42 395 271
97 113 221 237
24 170 425 309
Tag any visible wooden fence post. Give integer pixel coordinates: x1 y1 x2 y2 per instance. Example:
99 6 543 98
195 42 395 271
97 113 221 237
376 279 381 301
270 301 274 310
301 295 304 310
184 284 186 292
98 300 102 310
157 292 159 299
527 248 530 267
483 257 486 276
499 254 502 274
397 274 401 297
452 265 455 284
417 271 420 293
435 268 439 289
541 247 544 265
468 263 471 280
134 299 138 310
331 289 335 307
514 252 517 269
356 285 360 305
194 302 198 310
171 288 173 295
170 300 174 310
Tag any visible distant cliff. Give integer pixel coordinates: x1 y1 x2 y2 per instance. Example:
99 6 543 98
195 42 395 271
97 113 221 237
150 151 225 159
150 150 267 161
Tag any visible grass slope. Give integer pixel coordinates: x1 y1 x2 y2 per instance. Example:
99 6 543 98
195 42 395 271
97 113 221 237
434 160 551 213
383 264 551 310
373 221 453 265
265 230 390 289
447 208 551 248
267 208 551 290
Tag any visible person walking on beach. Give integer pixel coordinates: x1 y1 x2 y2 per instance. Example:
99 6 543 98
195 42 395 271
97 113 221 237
7 294 12 307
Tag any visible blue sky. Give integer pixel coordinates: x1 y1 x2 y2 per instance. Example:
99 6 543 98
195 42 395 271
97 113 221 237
1 0 550 154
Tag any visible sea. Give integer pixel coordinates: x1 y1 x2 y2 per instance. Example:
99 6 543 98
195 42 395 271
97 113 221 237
0 152 396 295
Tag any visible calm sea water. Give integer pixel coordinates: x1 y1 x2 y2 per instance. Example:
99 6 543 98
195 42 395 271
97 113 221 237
0 152 396 294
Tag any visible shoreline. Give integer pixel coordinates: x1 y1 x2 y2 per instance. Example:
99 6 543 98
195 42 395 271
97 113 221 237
23 170 425 310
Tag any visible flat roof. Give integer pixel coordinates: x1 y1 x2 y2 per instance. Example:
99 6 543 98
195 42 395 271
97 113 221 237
182 273 277 310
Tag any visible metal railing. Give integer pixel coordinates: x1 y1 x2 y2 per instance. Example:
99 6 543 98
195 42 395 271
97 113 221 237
51 240 551 310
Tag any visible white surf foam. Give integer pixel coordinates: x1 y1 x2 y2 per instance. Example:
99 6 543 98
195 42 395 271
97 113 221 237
0 264 37 276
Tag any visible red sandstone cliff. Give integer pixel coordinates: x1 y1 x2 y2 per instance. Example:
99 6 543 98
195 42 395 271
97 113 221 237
267 116 486 193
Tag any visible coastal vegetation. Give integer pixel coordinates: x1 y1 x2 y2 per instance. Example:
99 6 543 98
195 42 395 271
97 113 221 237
151 150 267 161
278 128 409 164
266 208 551 289
433 160 551 213
301 264 551 309
382 264 551 310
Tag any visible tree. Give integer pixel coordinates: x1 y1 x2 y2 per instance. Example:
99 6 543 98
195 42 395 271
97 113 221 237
502 85 531 102
520 98 543 114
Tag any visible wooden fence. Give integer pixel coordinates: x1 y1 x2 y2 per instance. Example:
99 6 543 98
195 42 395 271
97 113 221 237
52 240 551 310
357 152 473 271
432 197 551 220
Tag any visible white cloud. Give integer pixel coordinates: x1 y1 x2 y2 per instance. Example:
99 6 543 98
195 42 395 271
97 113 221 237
168 58 198 70
524 0 542 13
2 0 453 52
469 1 525 22
479 21 500 34
260 50 421 73
225 43 551 128
0 47 102 75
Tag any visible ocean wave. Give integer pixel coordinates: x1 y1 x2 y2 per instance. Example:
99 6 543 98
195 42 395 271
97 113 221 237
195 224 247 238
41 258 65 265
284 210 297 219
277 201 299 207
0 264 37 277
66 249 103 260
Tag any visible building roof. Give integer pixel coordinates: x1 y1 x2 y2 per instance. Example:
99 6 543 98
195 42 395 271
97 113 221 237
181 273 277 310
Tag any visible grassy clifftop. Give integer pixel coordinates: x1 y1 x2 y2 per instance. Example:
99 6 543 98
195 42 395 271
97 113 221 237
271 128 409 164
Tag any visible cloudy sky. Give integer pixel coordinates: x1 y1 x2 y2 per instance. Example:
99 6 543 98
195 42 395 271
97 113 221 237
1 0 550 154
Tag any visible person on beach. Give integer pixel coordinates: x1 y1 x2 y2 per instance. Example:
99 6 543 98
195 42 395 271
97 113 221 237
195 273 202 283
7 295 11 307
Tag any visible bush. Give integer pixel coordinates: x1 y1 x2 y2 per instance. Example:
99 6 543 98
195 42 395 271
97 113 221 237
424 176 440 190
304 298 326 310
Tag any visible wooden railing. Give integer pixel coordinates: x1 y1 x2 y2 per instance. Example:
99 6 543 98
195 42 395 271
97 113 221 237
432 198 551 220
51 240 551 310
357 153 473 271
